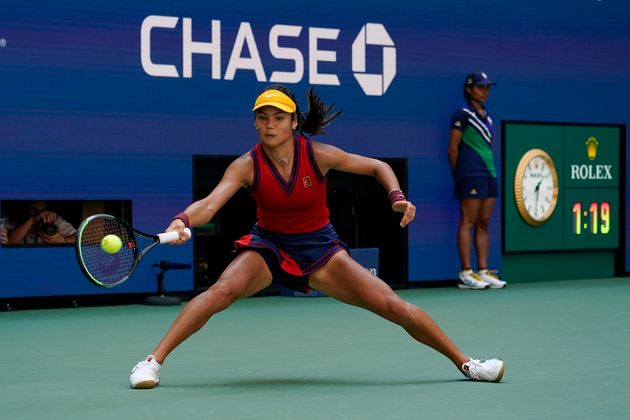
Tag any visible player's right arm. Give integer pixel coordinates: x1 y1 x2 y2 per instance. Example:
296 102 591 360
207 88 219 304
166 153 253 239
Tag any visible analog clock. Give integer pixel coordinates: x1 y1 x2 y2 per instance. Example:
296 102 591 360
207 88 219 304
514 148 559 226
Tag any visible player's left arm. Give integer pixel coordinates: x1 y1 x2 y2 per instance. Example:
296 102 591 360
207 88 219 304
313 141 415 227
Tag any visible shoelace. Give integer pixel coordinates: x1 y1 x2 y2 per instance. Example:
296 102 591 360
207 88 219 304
131 359 154 373
463 273 484 284
463 359 483 380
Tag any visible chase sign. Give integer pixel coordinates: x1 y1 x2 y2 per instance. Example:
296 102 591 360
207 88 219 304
141 16 397 96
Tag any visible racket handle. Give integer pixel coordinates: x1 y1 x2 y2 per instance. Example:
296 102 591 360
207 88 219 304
158 228 191 244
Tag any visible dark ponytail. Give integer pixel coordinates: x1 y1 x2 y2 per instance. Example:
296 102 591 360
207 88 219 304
300 88 342 135
260 85 342 136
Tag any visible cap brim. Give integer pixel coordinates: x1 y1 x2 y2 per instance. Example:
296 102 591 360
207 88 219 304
252 101 295 113
475 80 497 86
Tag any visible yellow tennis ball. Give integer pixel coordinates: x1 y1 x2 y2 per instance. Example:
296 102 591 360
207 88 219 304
101 234 123 254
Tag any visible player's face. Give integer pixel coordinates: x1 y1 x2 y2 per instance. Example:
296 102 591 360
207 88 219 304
469 84 491 103
254 107 296 146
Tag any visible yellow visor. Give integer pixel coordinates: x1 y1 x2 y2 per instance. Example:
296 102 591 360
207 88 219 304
252 89 296 113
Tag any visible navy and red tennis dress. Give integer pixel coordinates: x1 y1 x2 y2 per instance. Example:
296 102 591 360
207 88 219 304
234 135 348 292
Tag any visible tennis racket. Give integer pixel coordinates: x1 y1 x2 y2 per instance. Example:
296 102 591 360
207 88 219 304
75 214 191 288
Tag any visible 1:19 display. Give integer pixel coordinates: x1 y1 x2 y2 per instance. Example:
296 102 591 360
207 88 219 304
572 202 610 235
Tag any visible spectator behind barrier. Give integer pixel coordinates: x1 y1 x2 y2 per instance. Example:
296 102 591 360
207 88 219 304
6 200 77 245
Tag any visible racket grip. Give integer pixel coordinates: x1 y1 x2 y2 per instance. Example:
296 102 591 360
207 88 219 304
158 228 191 244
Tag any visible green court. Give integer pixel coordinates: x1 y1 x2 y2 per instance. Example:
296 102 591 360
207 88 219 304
2 278 629 419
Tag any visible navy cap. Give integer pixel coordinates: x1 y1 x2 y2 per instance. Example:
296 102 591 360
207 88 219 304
463 72 497 86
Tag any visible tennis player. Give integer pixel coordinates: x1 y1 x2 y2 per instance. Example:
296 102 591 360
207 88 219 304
130 85 504 388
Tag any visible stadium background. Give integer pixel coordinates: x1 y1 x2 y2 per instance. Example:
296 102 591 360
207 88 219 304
1 0 628 299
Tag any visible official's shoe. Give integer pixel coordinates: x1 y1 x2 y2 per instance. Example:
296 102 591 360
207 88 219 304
462 358 505 382
130 355 161 389
477 269 507 289
457 270 490 289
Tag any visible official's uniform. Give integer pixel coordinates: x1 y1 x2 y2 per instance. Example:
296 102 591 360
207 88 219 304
450 103 498 199
234 134 348 292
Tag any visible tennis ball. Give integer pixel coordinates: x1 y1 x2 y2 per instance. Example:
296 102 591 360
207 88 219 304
101 234 123 254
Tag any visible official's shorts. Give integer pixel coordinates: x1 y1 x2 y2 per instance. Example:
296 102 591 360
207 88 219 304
454 176 498 199
234 223 348 293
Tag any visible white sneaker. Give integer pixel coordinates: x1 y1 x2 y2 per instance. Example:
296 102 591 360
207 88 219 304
457 270 490 289
130 355 161 389
462 358 505 382
477 269 507 289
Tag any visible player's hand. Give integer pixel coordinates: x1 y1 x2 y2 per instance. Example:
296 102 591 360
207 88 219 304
392 200 416 228
165 219 191 245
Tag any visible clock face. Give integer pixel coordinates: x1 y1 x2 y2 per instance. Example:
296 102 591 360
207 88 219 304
514 149 559 226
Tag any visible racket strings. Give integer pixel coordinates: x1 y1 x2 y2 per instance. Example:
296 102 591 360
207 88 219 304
78 217 136 286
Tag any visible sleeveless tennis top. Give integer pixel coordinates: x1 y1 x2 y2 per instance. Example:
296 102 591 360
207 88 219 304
248 135 329 233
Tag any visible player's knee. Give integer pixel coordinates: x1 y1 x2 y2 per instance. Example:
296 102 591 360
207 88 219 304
384 296 414 325
209 279 240 306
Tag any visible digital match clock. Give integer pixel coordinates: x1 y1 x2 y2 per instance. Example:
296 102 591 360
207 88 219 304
563 188 619 250
571 201 611 235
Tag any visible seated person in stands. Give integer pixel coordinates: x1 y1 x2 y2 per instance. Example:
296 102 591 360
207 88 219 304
6 200 77 245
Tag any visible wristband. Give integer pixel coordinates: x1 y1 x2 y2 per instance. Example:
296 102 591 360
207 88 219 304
172 212 190 228
388 189 406 206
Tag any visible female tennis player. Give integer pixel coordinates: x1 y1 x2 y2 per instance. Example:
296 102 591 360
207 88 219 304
130 85 504 388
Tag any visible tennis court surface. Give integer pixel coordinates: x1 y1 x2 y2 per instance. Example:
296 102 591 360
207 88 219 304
2 277 629 419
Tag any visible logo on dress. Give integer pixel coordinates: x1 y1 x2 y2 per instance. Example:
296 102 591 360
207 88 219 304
302 176 312 188
469 188 478 195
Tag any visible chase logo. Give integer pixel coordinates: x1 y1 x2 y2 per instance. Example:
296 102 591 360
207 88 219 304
140 16 396 96
352 23 396 96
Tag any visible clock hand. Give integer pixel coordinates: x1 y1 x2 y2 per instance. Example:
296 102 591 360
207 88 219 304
534 179 542 215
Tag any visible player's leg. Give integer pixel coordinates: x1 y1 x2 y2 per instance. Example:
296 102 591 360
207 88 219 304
131 250 272 388
309 251 468 368
308 250 504 382
152 250 272 363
